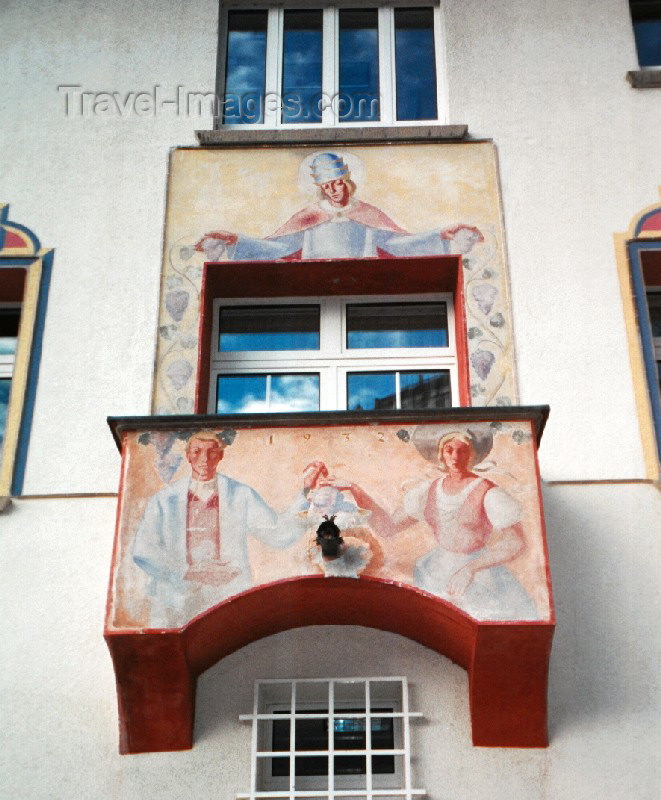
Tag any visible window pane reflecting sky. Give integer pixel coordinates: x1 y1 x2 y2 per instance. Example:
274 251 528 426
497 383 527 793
0 378 11 452
347 372 396 411
219 306 320 351
633 20 661 67
394 8 437 121
399 371 450 409
217 374 320 413
282 10 323 124
346 302 448 349
347 370 450 410
339 9 380 122
224 10 268 124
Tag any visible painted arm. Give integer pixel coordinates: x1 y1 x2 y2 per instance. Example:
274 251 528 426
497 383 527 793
375 229 451 258
195 230 304 261
334 482 402 538
132 496 185 587
316 471 415 538
447 523 525 598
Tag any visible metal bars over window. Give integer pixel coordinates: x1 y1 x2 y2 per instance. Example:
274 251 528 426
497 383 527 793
238 677 424 799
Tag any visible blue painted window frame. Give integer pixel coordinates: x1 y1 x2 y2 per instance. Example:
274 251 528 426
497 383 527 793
627 238 661 460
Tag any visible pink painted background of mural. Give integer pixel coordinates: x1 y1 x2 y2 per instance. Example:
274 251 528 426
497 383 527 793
109 420 551 631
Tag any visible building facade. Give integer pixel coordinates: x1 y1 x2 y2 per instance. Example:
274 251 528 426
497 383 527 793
2 1 660 798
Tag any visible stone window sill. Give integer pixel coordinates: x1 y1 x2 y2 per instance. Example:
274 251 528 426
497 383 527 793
196 124 468 147
627 69 661 88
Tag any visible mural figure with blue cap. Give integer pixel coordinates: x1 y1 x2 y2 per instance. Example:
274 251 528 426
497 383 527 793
196 151 484 261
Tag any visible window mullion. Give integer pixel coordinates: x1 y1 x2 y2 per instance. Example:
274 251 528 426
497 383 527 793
378 6 395 125
250 681 259 799
265 373 272 411
216 6 229 129
289 681 296 796
328 681 335 798
322 7 337 126
402 679 412 800
365 681 373 798
265 7 282 127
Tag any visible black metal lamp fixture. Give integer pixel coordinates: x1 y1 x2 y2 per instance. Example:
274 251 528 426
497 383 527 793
315 515 344 558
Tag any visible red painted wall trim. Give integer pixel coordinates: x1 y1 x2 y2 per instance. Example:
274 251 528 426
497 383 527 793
105 576 553 753
194 267 213 414
0 266 26 303
641 248 661 285
455 259 471 406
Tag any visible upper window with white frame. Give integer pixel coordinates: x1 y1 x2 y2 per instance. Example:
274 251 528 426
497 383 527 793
217 2 445 127
209 294 457 413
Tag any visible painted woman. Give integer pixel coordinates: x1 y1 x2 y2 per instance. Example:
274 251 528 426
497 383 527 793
316 428 539 621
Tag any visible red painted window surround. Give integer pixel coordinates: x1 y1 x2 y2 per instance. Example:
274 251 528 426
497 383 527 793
106 578 553 754
194 255 471 413
641 247 661 284
0 267 26 304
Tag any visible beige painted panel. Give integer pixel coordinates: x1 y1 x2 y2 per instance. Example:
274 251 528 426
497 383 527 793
153 143 518 414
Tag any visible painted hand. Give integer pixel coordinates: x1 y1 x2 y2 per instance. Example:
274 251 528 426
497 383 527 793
194 231 239 256
447 563 476 598
303 461 329 492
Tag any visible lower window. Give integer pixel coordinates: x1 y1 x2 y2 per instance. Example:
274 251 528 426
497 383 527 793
210 295 457 413
238 677 424 799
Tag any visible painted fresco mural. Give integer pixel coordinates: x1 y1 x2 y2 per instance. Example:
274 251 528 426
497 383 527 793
108 420 551 630
153 143 518 414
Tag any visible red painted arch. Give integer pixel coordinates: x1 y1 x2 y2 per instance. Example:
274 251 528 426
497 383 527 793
105 575 553 754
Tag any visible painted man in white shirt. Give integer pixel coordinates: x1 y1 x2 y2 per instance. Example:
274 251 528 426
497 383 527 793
132 430 304 628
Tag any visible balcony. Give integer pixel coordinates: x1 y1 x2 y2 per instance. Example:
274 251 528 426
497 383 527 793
105 406 553 753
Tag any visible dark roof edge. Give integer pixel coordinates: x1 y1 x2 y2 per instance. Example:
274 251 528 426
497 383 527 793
108 405 550 452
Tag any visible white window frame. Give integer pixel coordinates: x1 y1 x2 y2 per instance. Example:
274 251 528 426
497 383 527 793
209 293 458 413
217 1 448 129
237 677 425 799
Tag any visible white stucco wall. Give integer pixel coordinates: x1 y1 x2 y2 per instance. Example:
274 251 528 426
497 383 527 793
2 0 659 490
2 1 660 798
2 0 219 494
1 485 659 798
446 0 661 480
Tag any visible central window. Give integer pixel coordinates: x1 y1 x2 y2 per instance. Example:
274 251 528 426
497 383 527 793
218 3 443 126
209 294 457 413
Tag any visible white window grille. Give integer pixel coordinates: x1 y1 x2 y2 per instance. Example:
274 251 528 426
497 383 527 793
237 677 425 799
